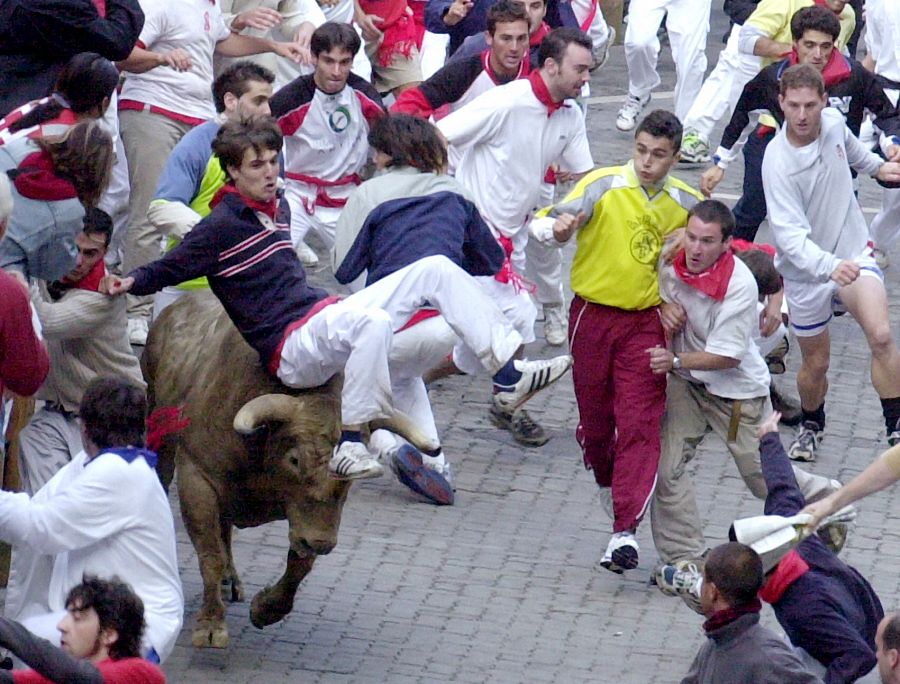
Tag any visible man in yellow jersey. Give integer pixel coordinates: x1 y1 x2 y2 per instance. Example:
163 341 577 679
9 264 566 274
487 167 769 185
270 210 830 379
530 110 702 573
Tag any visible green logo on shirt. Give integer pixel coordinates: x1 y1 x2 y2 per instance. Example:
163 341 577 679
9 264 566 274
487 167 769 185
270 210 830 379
329 106 352 133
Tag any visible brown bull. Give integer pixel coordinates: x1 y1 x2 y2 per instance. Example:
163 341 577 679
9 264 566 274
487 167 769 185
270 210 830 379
142 291 432 648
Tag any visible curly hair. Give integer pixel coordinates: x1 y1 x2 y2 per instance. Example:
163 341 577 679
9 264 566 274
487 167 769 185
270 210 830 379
367 114 447 174
66 576 146 660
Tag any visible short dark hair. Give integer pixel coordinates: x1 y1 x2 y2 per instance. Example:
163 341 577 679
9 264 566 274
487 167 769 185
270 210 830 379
487 0 529 34
884 614 900 652
704 542 763 607
66 575 146 661
791 5 841 42
212 61 275 114
736 249 781 296
368 114 447 174
310 22 361 58
536 27 592 69
780 63 825 97
83 207 113 248
635 109 684 150
212 118 283 177
78 377 147 450
688 199 735 240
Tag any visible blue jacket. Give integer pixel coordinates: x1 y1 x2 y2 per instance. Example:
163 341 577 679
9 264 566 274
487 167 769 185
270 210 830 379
759 433 884 684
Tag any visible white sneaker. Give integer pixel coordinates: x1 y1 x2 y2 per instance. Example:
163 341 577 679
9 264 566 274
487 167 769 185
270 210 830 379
542 303 567 346
874 247 890 270
295 241 319 267
127 317 149 346
616 94 648 132
493 355 572 411
655 560 704 614
600 531 639 574
329 441 384 481
590 26 615 72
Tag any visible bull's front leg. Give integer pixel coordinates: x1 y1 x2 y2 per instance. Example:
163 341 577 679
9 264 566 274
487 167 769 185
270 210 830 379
177 461 231 648
220 522 244 603
249 549 315 628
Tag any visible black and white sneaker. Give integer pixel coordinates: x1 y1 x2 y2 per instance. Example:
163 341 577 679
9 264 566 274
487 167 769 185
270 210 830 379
329 441 384 480
889 418 900 447
493 356 571 412
600 531 639 574
788 421 822 462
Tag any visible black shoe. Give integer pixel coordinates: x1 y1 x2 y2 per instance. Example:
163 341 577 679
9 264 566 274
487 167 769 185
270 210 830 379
489 405 549 447
770 384 802 426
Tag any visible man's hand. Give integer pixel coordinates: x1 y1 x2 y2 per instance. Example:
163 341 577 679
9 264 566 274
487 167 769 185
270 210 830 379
886 145 900 163
700 166 725 198
756 411 781 439
800 494 838 531
355 12 384 41
647 346 675 374
659 301 686 336
552 211 587 243
877 161 900 184
661 227 685 264
293 21 316 48
830 259 860 286
760 293 783 337
161 48 193 71
100 275 134 296
271 40 312 64
443 0 473 26
232 7 282 31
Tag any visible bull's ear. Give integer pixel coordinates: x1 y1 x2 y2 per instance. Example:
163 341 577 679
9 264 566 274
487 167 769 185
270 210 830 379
233 394 303 435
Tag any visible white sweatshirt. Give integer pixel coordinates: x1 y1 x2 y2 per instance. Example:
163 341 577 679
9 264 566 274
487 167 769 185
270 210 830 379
761 107 883 283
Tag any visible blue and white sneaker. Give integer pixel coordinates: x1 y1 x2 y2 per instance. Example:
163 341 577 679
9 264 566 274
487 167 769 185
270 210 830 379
390 445 454 506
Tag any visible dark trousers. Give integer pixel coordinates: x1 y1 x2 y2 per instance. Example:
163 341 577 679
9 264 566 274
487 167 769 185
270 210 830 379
733 124 775 242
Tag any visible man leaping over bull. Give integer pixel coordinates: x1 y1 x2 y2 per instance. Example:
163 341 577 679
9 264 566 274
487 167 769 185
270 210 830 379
102 118 571 481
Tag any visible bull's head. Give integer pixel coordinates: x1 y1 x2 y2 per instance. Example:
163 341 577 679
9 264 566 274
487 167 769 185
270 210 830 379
234 393 348 557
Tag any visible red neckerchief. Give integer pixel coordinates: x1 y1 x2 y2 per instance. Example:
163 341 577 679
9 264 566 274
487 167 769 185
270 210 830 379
528 70 565 117
529 22 550 48
759 549 810 604
65 257 107 292
494 234 536 294
91 0 106 17
10 150 77 201
787 48 851 88
703 598 762 634
210 184 277 220
672 249 735 302
481 49 529 85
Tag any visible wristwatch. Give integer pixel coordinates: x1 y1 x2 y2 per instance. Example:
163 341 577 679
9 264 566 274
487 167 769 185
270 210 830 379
672 356 682 370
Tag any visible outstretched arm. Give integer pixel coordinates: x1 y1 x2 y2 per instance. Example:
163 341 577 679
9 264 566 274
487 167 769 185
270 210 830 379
757 412 805 516
0 617 103 684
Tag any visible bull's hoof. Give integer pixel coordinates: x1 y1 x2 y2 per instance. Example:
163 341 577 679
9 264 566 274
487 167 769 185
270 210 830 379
192 621 229 649
250 588 293 629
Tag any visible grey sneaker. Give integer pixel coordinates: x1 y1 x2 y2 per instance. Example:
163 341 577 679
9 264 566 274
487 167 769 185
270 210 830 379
788 421 823 462
654 560 704 614
489 404 549 447
590 26 616 72
542 303 567 346
616 94 648 132
679 129 710 164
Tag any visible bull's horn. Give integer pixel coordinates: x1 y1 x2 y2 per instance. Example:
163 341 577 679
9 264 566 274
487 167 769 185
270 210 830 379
369 412 441 454
234 394 303 434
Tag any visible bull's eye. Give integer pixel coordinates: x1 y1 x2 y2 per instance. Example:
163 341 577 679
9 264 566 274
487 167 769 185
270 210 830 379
289 456 300 467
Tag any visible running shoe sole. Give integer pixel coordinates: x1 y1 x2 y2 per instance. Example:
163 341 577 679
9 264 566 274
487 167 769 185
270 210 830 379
392 446 454 506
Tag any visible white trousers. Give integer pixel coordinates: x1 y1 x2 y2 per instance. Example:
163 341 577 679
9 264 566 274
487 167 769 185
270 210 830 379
277 256 523 424
870 187 900 249
682 24 761 141
624 0 712 120
420 31 450 80
573 0 611 52
284 180 348 250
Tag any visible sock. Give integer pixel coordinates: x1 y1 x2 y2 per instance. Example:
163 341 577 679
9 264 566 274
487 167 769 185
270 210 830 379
421 449 445 469
881 396 900 433
339 430 363 445
492 359 522 389
801 404 825 431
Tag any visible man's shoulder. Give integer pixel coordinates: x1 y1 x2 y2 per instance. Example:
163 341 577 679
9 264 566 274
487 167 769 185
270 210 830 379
171 120 219 154
724 258 759 303
270 74 317 117
99 657 166 683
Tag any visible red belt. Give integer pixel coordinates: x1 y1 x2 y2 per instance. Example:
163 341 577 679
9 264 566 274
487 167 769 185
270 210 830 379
118 99 207 127
286 172 361 214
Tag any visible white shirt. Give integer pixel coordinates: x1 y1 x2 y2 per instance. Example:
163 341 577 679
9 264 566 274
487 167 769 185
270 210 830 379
762 108 883 283
437 78 593 265
121 0 231 119
1 450 184 662
660 257 771 400
865 0 900 83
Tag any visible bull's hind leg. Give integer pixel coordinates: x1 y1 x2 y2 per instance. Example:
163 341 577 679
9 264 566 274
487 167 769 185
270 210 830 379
220 523 244 603
177 461 230 648
249 549 315 628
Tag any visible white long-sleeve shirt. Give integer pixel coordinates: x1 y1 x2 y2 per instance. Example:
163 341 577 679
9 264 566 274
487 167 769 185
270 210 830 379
762 108 883 283
1 450 183 662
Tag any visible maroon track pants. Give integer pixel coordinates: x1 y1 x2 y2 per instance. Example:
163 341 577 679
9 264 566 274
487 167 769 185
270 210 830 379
569 296 667 533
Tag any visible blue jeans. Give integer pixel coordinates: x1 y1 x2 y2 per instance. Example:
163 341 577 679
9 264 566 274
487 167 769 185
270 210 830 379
732 125 775 242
